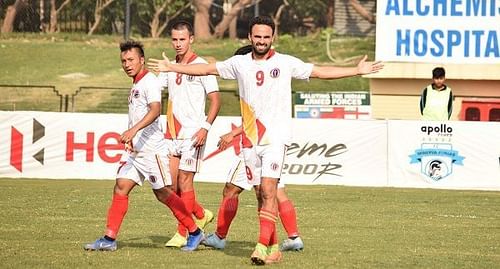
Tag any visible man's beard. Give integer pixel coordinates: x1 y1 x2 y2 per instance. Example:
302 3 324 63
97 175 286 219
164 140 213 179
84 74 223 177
253 44 271 56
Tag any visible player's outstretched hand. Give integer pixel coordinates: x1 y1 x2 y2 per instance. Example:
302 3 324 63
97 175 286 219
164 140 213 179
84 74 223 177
148 52 171 72
357 55 384 75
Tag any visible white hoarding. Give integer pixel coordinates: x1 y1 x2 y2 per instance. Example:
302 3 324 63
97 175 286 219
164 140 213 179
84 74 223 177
1 111 499 191
0 111 128 179
199 118 388 186
387 120 500 190
376 0 500 64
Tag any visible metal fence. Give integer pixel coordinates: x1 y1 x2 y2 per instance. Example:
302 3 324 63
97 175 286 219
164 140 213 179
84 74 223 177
0 84 64 112
70 86 133 114
0 85 243 116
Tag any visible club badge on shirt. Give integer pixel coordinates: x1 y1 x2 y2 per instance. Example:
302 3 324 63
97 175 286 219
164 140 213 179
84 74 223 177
270 68 280 78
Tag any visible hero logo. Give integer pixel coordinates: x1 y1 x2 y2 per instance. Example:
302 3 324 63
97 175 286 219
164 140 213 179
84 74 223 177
10 119 124 172
284 142 346 181
66 131 124 163
10 119 45 172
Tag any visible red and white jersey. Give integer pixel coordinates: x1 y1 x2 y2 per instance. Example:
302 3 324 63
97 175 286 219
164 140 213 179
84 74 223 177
127 70 166 153
158 54 219 139
215 50 313 146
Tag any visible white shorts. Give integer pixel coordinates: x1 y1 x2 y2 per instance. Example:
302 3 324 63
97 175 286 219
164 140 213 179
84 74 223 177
226 156 285 190
167 139 205 172
242 144 287 186
116 151 171 190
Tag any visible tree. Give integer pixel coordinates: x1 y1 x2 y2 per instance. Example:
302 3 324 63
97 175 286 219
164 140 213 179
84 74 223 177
192 0 212 39
212 0 258 38
48 0 71 32
88 0 115 35
271 0 289 36
326 0 334 27
149 0 190 38
1 0 27 33
282 0 329 34
349 0 375 23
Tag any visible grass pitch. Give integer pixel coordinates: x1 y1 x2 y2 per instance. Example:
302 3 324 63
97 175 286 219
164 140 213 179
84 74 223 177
0 178 499 268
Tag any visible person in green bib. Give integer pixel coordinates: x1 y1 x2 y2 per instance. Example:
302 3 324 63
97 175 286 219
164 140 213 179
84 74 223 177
419 67 453 121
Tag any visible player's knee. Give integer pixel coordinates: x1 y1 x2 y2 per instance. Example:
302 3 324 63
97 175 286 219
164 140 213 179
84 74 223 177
222 183 242 198
113 181 134 195
152 188 171 202
260 189 276 201
167 184 178 193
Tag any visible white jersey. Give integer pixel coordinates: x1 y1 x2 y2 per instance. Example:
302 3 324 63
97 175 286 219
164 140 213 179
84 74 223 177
216 50 313 146
158 54 219 139
127 70 166 153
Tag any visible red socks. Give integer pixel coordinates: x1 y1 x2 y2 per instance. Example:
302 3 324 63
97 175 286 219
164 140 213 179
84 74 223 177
193 201 205 219
163 193 197 233
105 193 129 239
215 197 239 239
278 200 299 238
258 209 278 246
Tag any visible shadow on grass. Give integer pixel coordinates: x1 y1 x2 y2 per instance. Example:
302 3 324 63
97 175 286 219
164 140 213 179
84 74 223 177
118 235 169 249
221 240 255 258
118 235 254 258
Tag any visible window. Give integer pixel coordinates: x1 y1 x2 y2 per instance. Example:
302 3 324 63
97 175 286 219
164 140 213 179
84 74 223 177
465 107 480 121
489 108 500 121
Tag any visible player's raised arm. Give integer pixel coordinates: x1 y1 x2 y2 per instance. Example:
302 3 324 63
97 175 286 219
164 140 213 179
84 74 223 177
148 51 219 76
310 55 384 79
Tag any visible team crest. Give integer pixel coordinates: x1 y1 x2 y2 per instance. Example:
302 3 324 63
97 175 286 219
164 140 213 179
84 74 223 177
409 124 465 182
128 89 140 103
270 162 280 172
185 158 194 166
270 68 280 78
149 175 157 183
186 75 195 82
133 89 140 98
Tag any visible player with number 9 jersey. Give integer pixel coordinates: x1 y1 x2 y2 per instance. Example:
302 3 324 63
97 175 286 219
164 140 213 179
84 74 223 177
216 51 313 148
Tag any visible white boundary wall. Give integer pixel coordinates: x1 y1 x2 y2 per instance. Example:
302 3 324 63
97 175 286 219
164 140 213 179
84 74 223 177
1 111 499 190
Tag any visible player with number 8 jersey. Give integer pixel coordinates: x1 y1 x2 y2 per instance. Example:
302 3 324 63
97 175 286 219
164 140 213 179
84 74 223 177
157 20 220 249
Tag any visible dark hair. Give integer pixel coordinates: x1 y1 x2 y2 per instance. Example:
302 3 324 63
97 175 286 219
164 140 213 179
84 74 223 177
171 20 194 36
234 45 253 56
432 67 445 78
248 15 275 35
120 40 144 57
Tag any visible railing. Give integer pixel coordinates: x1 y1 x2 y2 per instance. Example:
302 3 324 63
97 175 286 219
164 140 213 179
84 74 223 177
71 86 131 113
0 85 243 115
0 84 64 112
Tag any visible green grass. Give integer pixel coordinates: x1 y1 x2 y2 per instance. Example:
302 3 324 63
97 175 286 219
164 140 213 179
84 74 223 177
0 178 499 268
0 33 375 114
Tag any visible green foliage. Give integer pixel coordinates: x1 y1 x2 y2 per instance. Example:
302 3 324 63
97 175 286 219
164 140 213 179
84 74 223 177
132 0 193 37
0 178 499 268
320 27 336 41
